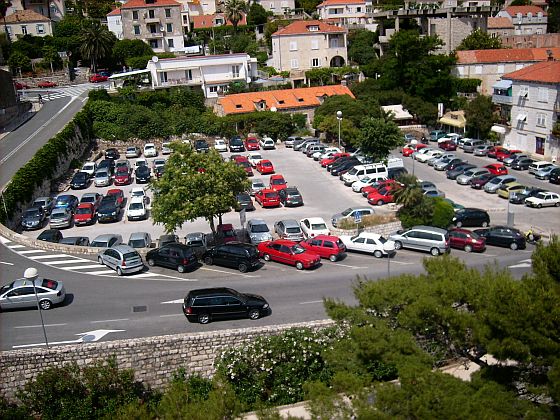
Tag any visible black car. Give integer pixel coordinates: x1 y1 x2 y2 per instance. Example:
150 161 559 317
146 243 198 273
97 159 115 175
32 197 55 215
452 208 490 228
549 168 560 184
509 187 545 204
182 287 270 324
159 234 179 247
97 199 120 223
21 206 46 230
105 148 120 160
327 156 354 172
511 158 534 170
229 136 245 152
278 187 304 207
446 164 475 180
59 236 90 246
291 138 307 150
235 193 255 211
37 229 63 243
154 166 164 179
202 242 261 273
195 140 210 153
441 158 465 171
474 226 526 250
332 159 359 177
388 167 408 180
70 171 90 189
135 165 151 183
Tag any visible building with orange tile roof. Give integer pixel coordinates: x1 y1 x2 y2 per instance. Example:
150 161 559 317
487 17 514 38
252 0 295 15
4 10 53 38
491 59 560 162
317 0 369 26
453 47 560 94
107 8 123 40
190 12 247 29
497 5 547 36
5 0 65 22
214 85 355 126
271 20 348 81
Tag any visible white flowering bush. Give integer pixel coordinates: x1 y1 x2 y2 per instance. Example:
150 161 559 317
215 327 346 407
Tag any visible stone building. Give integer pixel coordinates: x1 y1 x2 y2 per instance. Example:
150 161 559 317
497 5 547 35
252 0 295 15
316 0 370 25
5 0 65 21
487 16 514 39
3 10 53 40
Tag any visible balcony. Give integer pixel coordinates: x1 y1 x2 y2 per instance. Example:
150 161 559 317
145 31 164 38
492 93 513 105
145 15 160 23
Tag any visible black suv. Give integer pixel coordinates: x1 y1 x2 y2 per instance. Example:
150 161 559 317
37 229 63 243
146 243 198 273
70 171 90 189
229 136 245 152
474 226 526 250
97 198 120 223
202 242 260 273
105 148 120 160
135 165 151 183
278 187 303 207
195 140 210 153
182 287 270 324
452 208 490 228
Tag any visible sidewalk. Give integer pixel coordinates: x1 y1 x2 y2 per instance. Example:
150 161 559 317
0 102 41 141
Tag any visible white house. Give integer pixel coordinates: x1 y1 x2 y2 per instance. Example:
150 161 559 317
497 5 547 35
146 53 258 98
107 8 123 39
316 0 370 25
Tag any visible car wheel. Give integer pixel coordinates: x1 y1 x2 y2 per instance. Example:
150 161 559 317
248 308 260 320
537 203 542 208
455 221 463 228
177 265 185 273
263 253 271 261
238 263 248 273
394 241 402 250
39 299 52 310
296 261 304 270
556 202 560 207
377 200 384 206
98 257 104 265
373 250 383 258
198 313 210 324
147 259 155 267
116 267 123 276
329 254 337 262
464 244 473 253
510 242 518 251
430 247 440 256
481 221 488 228
204 256 213 265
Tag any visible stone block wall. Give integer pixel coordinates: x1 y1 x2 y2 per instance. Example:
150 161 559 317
331 220 402 237
0 319 335 402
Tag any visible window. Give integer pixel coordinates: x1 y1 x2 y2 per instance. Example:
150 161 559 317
166 23 173 32
168 38 174 48
538 12 543 21
148 9 155 18
133 25 140 35
536 137 545 155
519 85 529 97
232 65 240 77
149 39 159 48
209 86 218 93
475 65 482 74
290 59 299 69
311 58 320 67
330 38 339 48
311 39 319 50
538 87 548 102
497 64 505 73
133 10 138 20
21 25 27 35
185 69 192 80
165 8 171 18
527 12 532 21
160 72 168 83
356 6 361 12
36 24 45 34
289 41 297 51
536 112 546 127
457 66 464 76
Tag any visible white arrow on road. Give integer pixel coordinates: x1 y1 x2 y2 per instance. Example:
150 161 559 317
161 299 184 304
508 259 532 269
12 329 125 349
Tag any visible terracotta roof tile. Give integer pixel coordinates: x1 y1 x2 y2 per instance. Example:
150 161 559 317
218 85 355 115
191 13 247 29
487 17 513 29
107 8 121 16
318 0 365 6
121 0 180 9
272 20 347 36
456 47 560 64
504 5 547 16
5 10 50 23
502 60 560 83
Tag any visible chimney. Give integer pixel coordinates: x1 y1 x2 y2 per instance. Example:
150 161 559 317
546 49 553 61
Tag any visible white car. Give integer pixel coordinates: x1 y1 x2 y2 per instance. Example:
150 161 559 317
81 161 97 177
299 217 330 239
214 139 228 152
525 191 560 208
130 187 149 204
412 147 434 160
352 176 388 193
126 196 147 221
247 152 263 167
416 149 443 163
250 178 266 195
314 147 340 160
260 137 275 150
143 143 157 157
161 142 172 155
153 158 166 169
135 158 148 169
339 232 396 258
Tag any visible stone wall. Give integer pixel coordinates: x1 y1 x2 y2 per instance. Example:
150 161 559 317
330 220 402 237
0 319 335 402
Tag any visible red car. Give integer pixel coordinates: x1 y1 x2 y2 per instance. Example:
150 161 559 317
470 173 496 189
269 174 287 192
257 240 321 270
487 146 505 159
367 185 397 206
37 81 57 88
256 159 274 174
401 143 427 157
299 235 346 262
237 160 254 176
244 137 260 151
484 163 508 176
254 188 280 208
14 81 29 90
74 203 96 226
361 179 394 197
113 167 132 185
106 189 125 208
89 74 109 83
216 223 237 243
495 148 522 162
448 228 486 252
438 140 457 151
320 152 349 167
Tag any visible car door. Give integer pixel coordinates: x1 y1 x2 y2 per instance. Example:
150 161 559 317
221 295 246 318
266 243 282 263
365 238 380 253
11 286 38 308
213 246 229 266
449 231 465 248
167 246 182 269
156 247 171 268
304 238 322 256
322 240 335 257
302 219 311 237
350 236 367 252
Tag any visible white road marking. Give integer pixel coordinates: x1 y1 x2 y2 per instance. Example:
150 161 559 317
18 250 47 254
14 323 68 329
0 261 14 265
508 263 531 269
7 244 25 249
299 300 323 305
161 299 184 304
0 236 10 244
62 264 105 270
47 258 91 265
389 261 415 265
199 267 259 278
29 254 73 260
160 313 183 317
92 270 120 275
334 263 367 269
91 318 129 324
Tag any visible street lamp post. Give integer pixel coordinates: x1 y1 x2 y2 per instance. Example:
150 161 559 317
410 139 417 175
336 110 342 150
383 242 396 277
24 267 49 348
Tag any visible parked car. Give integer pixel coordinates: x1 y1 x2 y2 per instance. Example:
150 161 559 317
511 157 535 170
470 173 497 189
429 130 447 142
215 224 237 244
254 188 280 208
321 152 349 167
128 232 152 249
508 187 545 205
293 137 319 151
245 137 260 151
182 287 269 324
269 174 287 192
446 164 476 180
14 81 29 90
452 208 490 228
525 191 560 208
456 168 490 185
98 245 144 276
202 243 261 273
89 73 108 83
143 143 158 157
330 159 360 177
0 278 65 311
495 148 522 162
331 207 375 228
90 234 123 248
54 194 78 212
351 176 388 192
484 175 517 193
258 240 321 270
81 161 97 177
247 219 273 244
247 152 263 167
146 243 198 273
473 144 493 156
448 228 486 252
32 196 55 215
98 159 116 174
79 192 102 210
462 139 485 153
213 139 228 152
49 208 73 229
300 217 330 238
236 159 254 177
416 149 443 164
438 140 457 151
106 189 125 208
433 155 458 171
37 81 57 88
154 166 164 179
74 203 96 226
278 187 304 207
474 226 526 250
256 159 274 174
114 166 132 186
97 198 120 223
388 226 450 256
159 234 179 247
37 229 63 243
125 146 141 158
21 207 46 230
484 163 508 176
503 153 528 167
235 193 255 211
126 196 148 221
229 136 245 152
184 232 208 260
116 159 131 172
487 146 505 159
104 148 120 160
130 187 149 204
135 165 151 183
497 182 526 199
534 165 559 180
250 179 266 196
285 136 303 148
94 169 111 187
135 158 148 169
274 219 304 241
260 137 276 150
340 232 396 258
549 168 560 184
402 143 427 157
367 185 397 206
423 188 446 198
299 235 346 261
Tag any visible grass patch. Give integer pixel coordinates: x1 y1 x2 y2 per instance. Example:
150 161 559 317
337 213 398 230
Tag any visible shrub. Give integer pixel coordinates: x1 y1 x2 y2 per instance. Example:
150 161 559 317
431 198 455 228
337 213 398 230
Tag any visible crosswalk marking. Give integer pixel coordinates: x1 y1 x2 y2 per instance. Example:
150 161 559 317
47 259 90 265
19 249 47 254
7 244 25 249
29 254 73 260
63 264 105 270
20 83 109 102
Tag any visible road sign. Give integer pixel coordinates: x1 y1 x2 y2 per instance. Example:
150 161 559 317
354 211 362 224
240 209 246 226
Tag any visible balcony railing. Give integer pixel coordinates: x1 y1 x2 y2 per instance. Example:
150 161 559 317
492 94 513 105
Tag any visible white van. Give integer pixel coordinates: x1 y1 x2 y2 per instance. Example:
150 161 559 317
342 163 388 186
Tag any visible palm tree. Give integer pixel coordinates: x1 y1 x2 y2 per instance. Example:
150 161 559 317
225 0 248 31
78 20 114 73
393 173 422 208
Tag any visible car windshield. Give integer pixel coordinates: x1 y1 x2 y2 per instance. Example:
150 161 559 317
341 208 353 216
223 230 236 238
265 192 278 198
251 224 269 233
124 252 139 262
34 199 47 207
116 168 128 175
311 223 327 230
83 164 94 170
252 154 263 160
253 182 265 188
271 178 285 185
81 196 94 203
379 188 388 195
91 241 108 247
132 191 144 197
286 227 301 233
96 171 108 177
129 202 143 210
291 244 306 254
24 209 41 217
76 207 91 214
51 210 66 217
262 162 272 167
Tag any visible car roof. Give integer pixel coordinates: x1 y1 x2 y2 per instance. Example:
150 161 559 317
77 202 94 208
186 232 204 240
129 232 149 240
304 217 326 223
112 244 137 253
248 218 267 225
260 188 277 193
272 239 297 246
129 196 145 203
356 232 382 239
409 225 448 234
188 287 238 297
278 219 299 227
93 234 121 241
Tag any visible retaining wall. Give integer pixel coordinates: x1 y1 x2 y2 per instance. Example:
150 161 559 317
0 319 335 402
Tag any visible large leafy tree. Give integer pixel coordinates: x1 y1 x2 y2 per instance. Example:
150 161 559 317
357 117 404 161
548 0 560 33
313 94 371 129
151 143 249 234
464 94 496 139
456 28 503 50
78 19 115 72
348 29 377 66
225 0 248 31
112 39 153 66
247 2 268 26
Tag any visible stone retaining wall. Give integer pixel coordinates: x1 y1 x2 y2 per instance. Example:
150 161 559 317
0 319 335 402
330 220 402 237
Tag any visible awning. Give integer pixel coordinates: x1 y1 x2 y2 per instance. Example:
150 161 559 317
516 114 527 122
108 69 150 79
491 125 507 134
492 80 512 90
439 117 466 128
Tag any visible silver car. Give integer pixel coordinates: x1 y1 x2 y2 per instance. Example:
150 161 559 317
90 234 123 248
331 207 375 228
388 226 450 256
128 232 152 249
49 208 73 229
274 219 304 241
97 244 144 276
503 154 528 167
94 169 111 187
0 278 66 310
484 175 517 193
433 155 457 171
473 144 493 156
247 219 273 244
456 168 490 185
534 165 559 180
250 179 266 196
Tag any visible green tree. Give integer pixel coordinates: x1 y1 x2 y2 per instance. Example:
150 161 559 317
225 0 248 31
247 2 268 26
228 32 257 54
547 0 560 33
112 39 153 65
295 0 322 15
78 19 115 72
456 28 503 50
392 173 422 208
464 94 496 139
150 142 249 234
318 115 360 147
313 94 370 129
7 50 31 73
41 45 63 70
357 117 404 161
348 29 377 66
